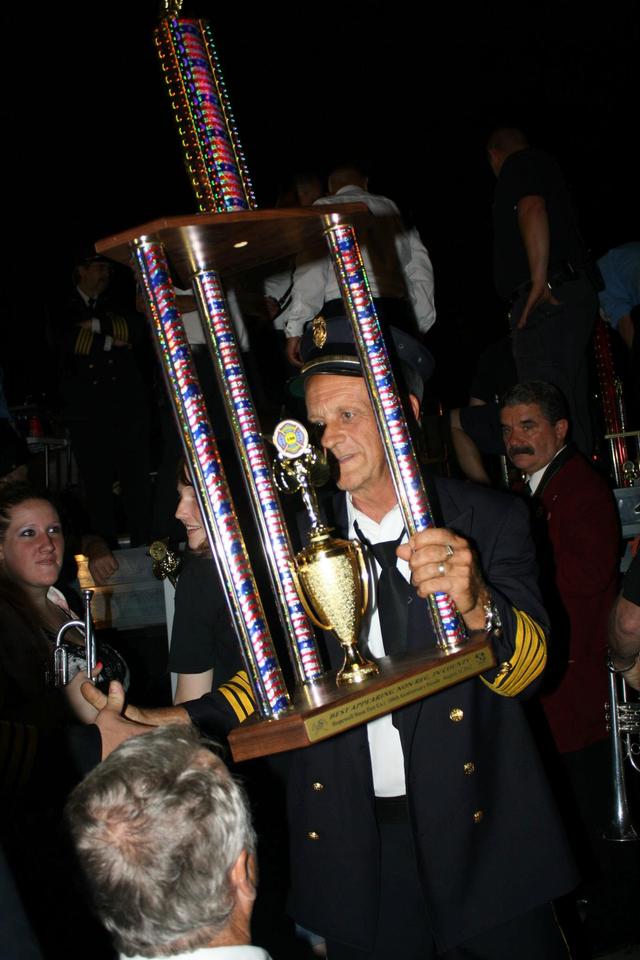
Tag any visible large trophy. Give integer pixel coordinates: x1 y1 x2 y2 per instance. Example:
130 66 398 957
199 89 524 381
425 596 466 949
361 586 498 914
95 4 496 760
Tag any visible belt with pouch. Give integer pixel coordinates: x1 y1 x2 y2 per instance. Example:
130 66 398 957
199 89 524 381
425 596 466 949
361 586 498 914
510 260 582 302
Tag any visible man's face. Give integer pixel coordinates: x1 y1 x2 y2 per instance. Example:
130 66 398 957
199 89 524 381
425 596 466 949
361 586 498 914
77 261 110 297
304 374 391 506
500 402 568 474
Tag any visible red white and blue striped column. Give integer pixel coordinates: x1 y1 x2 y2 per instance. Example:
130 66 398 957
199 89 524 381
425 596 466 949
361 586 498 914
324 218 467 651
132 237 290 717
192 269 324 685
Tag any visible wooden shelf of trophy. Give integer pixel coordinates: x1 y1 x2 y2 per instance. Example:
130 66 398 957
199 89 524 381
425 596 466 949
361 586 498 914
228 633 495 762
95 204 371 285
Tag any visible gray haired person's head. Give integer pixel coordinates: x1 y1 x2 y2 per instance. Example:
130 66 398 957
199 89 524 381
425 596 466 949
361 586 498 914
500 381 569 426
65 725 255 957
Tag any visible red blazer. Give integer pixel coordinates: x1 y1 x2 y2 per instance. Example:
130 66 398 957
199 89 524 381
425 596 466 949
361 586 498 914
534 447 620 752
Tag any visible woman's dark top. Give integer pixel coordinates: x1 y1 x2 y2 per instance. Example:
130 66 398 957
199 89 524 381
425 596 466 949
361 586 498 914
168 552 242 680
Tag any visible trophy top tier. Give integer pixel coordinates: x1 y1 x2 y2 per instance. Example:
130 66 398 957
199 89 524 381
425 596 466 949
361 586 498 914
95 205 371 284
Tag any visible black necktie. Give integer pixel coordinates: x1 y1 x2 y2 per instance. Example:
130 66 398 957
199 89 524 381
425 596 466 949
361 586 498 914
354 521 409 656
87 297 97 312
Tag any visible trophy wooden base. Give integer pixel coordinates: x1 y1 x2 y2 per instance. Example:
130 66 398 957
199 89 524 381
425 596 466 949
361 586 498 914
228 633 495 761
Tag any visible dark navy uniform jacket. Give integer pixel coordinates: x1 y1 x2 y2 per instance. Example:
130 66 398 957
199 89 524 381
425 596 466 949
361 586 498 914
285 477 577 952
186 475 578 952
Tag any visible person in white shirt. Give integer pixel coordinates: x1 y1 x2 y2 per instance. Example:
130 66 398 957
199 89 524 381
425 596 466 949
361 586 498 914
280 165 436 366
65 725 271 960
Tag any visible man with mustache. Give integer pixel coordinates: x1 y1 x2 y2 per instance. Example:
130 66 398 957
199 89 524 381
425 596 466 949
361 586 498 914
500 380 628 953
499 380 619 751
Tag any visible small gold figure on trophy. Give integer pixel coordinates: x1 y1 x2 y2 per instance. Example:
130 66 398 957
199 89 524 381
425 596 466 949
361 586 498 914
272 419 378 686
149 539 182 588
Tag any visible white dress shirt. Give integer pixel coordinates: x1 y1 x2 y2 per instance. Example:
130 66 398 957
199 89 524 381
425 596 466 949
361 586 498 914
122 945 272 960
77 286 113 350
347 497 408 797
174 286 250 352
279 185 436 338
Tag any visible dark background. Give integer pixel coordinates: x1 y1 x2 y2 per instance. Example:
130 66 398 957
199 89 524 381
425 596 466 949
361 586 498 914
3 0 639 410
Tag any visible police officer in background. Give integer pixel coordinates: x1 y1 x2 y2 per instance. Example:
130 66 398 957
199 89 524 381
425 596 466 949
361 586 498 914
58 251 152 548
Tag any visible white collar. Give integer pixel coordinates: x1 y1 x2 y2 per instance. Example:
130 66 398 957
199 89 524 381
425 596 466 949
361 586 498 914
346 495 404 540
121 946 271 960
333 184 366 197
527 445 566 494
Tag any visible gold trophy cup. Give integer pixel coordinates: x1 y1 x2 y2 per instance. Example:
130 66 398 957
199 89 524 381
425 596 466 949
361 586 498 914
273 420 378 685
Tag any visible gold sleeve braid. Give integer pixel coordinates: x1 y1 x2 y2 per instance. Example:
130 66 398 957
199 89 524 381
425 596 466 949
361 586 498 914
480 609 547 697
107 314 129 342
115 317 128 341
217 670 256 723
74 328 93 355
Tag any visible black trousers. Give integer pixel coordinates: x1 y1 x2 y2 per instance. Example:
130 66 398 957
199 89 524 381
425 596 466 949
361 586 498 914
325 816 571 960
509 272 598 457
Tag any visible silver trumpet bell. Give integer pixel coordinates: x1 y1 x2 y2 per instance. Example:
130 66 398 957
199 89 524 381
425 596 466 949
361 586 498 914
604 660 640 841
52 589 96 688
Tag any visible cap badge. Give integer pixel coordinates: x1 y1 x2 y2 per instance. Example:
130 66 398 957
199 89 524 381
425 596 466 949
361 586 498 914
312 315 327 349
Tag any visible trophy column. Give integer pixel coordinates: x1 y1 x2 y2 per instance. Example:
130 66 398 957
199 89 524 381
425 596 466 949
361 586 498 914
323 217 467 652
191 268 324 686
132 236 290 719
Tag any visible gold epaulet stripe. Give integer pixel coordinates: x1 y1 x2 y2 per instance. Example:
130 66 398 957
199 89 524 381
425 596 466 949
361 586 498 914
218 684 249 722
218 670 255 723
75 328 92 355
225 677 255 714
481 609 547 697
231 670 253 696
499 610 546 696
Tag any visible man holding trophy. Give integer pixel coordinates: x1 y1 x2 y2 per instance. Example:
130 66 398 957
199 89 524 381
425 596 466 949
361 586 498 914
280 318 577 959
85 317 577 959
